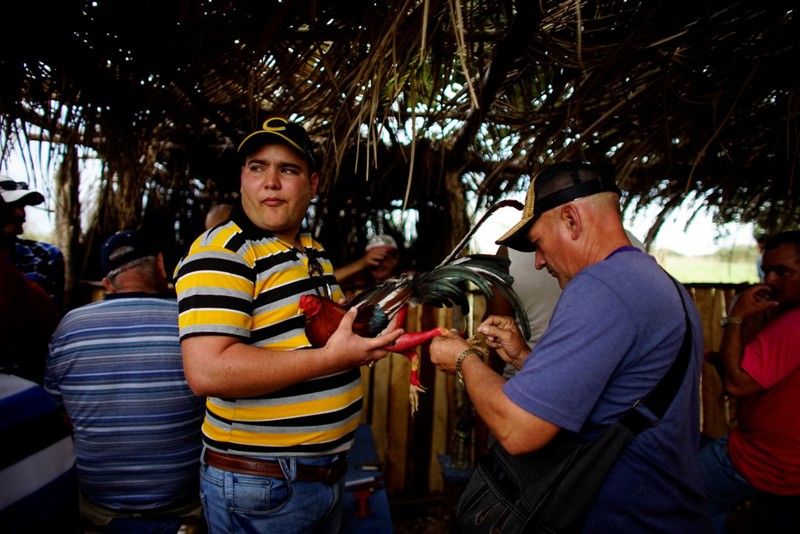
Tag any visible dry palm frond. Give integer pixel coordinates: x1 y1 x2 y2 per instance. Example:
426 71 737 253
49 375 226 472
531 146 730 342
0 0 797 281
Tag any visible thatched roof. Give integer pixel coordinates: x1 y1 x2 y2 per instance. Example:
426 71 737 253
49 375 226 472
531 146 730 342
2 0 798 287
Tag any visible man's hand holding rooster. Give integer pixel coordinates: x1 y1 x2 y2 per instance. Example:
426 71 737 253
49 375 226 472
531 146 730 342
323 307 404 369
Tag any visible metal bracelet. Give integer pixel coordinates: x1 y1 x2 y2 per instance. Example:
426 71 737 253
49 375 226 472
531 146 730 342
455 348 482 385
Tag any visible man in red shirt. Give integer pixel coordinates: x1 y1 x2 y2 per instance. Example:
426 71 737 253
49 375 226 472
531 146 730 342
701 230 800 532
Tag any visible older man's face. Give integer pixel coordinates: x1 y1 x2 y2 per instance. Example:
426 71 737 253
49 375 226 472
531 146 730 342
761 243 800 307
529 209 571 288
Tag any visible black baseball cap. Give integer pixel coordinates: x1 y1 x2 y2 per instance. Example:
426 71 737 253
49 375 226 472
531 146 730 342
497 162 621 252
101 230 157 277
237 117 317 169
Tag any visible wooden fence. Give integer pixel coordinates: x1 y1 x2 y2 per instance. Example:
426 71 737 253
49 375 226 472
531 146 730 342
361 283 752 500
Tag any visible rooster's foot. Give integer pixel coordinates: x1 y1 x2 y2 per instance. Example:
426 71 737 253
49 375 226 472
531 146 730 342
409 383 427 416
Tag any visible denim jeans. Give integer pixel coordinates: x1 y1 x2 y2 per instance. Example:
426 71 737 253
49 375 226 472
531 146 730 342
699 435 761 534
199 453 344 534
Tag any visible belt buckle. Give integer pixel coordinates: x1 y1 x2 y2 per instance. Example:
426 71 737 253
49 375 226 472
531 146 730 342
325 455 348 484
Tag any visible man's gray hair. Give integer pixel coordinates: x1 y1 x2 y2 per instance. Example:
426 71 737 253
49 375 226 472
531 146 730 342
105 255 157 289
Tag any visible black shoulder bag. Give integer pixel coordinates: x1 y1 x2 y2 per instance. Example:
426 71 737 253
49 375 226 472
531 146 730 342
457 278 693 533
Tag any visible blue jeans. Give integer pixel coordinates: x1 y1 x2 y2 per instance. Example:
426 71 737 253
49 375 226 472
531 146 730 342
699 435 762 533
200 453 344 534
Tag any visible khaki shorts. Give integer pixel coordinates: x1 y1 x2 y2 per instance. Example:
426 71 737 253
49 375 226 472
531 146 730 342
79 492 203 530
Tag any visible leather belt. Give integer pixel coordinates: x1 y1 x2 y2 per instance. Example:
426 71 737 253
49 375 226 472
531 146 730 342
204 449 348 484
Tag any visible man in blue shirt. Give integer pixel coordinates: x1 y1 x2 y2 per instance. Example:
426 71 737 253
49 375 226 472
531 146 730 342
46 229 206 531
431 162 710 532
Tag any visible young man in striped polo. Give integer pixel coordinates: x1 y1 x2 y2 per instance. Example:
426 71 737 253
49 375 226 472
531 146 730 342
174 117 402 533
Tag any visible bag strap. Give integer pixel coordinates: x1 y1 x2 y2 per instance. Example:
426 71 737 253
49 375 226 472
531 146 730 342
620 275 692 433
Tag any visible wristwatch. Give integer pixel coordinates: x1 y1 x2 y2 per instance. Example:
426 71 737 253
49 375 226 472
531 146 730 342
720 316 743 327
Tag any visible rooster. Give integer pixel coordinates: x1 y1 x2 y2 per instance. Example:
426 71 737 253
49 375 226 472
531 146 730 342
299 297 446 413
299 199 530 413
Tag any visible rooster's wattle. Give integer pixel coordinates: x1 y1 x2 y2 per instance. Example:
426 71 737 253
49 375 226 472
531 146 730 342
298 199 531 414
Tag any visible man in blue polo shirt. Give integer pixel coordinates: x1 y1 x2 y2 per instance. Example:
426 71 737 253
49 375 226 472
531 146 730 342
45 229 206 531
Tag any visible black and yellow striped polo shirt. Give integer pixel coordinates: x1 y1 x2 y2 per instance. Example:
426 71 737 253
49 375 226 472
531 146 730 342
174 207 361 457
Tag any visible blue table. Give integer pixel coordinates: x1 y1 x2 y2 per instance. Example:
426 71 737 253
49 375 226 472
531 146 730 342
341 424 393 533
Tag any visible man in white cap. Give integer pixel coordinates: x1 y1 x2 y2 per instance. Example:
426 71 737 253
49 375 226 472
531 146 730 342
333 233 402 289
0 177 64 312
429 161 710 531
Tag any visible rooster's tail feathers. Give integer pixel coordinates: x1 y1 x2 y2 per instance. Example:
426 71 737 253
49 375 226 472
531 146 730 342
405 254 531 339
345 253 531 340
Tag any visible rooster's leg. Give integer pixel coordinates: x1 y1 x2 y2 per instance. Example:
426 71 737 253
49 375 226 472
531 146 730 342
395 349 426 415
387 327 449 352
386 327 447 415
